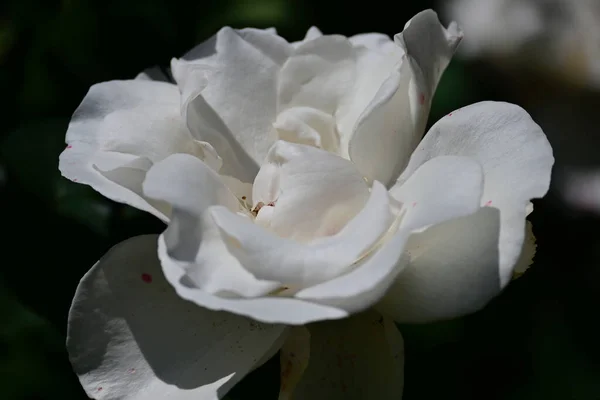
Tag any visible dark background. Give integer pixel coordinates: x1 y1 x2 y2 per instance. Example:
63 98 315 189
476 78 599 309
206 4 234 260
2 0 599 399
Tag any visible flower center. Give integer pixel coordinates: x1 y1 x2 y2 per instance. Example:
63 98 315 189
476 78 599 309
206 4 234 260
273 106 341 154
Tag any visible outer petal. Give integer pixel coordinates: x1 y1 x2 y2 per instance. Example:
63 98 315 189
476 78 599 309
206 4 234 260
67 235 287 400
348 10 463 185
172 27 292 168
282 310 404 400
373 156 498 323
397 101 553 286
377 207 503 322
391 155 484 232
59 80 214 221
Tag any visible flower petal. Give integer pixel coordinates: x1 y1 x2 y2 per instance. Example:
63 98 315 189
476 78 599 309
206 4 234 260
143 148 396 324
377 207 503 322
280 31 403 158
59 80 213 221
172 28 292 167
67 235 287 400
397 101 553 285
278 326 311 399
348 32 396 53
273 107 339 152
296 155 484 313
391 155 484 232
143 153 354 324
251 141 371 241
395 10 463 96
143 153 239 215
348 9 463 185
159 237 348 325
199 181 399 317
278 35 355 116
335 36 403 156
143 154 280 298
284 310 404 400
292 226 409 314
210 178 392 289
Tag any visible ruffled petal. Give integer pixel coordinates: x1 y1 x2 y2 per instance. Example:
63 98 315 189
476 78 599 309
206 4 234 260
397 101 553 285
172 27 292 169
348 10 463 185
59 80 216 221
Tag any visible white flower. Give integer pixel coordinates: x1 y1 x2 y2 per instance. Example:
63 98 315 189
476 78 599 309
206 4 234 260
60 10 553 400
445 0 600 88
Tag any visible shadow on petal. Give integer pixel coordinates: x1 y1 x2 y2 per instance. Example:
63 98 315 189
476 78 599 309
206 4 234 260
68 235 286 399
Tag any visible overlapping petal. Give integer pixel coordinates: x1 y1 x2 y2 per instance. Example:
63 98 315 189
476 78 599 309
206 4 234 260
143 154 279 298
302 155 485 317
58 80 219 221
143 143 400 324
348 10 463 186
379 101 553 322
67 235 287 400
171 27 292 172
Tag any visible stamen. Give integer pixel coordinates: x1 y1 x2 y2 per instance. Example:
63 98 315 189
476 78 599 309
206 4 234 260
251 202 265 216
251 201 276 216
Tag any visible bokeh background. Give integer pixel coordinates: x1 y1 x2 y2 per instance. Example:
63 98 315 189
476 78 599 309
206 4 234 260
2 0 600 399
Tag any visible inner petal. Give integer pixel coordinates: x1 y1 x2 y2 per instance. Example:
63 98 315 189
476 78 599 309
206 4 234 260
251 141 370 242
274 106 340 152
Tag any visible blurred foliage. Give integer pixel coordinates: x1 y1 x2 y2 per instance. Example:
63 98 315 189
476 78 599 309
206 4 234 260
1 0 600 399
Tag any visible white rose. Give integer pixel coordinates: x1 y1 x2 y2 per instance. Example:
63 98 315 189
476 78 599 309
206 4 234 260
60 10 553 400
